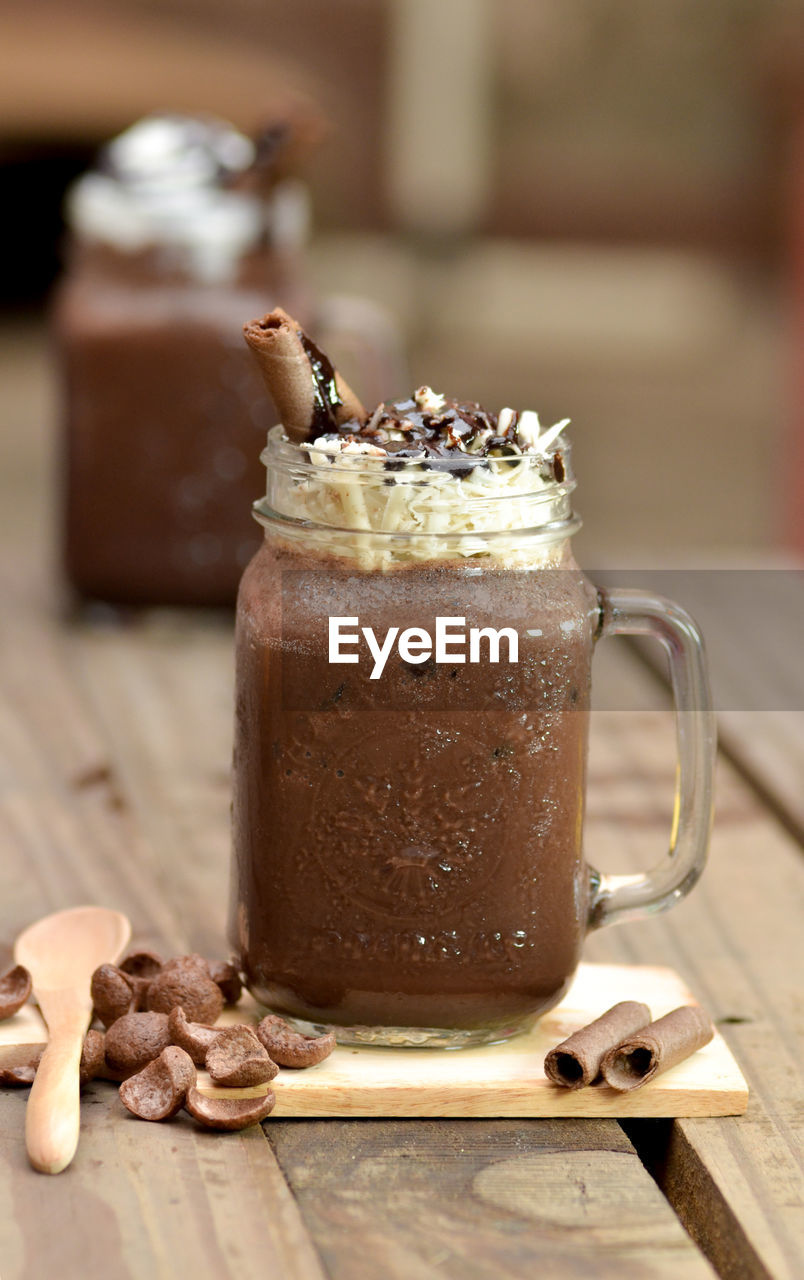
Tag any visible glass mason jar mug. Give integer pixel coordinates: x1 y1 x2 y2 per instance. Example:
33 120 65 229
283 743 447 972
229 429 716 1047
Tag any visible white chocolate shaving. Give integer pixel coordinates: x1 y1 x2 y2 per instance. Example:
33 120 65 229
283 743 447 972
414 386 446 413
264 404 574 570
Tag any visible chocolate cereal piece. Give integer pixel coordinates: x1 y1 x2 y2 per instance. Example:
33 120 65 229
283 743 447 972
0 964 33 1020
146 956 224 1025
119 950 164 980
205 1026 278 1088
80 1029 108 1084
600 1005 714 1091
91 963 140 1027
255 1014 335 1068
0 1043 42 1086
120 1046 196 1121
208 961 242 1006
0 1030 108 1088
167 1005 221 1066
0 1064 38 1086
544 1001 652 1090
104 1011 171 1076
184 1086 276 1131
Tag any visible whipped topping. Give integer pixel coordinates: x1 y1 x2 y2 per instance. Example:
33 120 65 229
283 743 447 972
103 114 256 191
261 392 576 568
66 114 309 283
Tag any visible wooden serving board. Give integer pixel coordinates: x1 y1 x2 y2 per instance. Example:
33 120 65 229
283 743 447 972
0 963 748 1118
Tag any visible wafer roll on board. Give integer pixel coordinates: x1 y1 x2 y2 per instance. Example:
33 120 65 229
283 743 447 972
600 1004 714 1091
243 307 366 443
543 1001 651 1089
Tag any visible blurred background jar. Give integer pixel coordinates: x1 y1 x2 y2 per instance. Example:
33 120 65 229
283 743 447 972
53 111 399 608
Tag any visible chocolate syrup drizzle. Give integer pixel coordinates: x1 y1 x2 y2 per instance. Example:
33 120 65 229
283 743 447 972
300 332 345 435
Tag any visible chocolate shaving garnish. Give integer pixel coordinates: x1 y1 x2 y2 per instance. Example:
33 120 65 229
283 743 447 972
600 1005 714 1092
184 1086 276 1131
334 393 504 465
0 964 32 1020
255 1013 335 1068
544 1001 651 1090
243 307 366 443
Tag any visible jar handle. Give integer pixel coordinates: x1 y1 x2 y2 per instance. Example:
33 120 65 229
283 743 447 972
587 587 716 929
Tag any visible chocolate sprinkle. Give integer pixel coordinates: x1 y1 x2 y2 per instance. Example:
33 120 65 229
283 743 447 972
333 396 501 461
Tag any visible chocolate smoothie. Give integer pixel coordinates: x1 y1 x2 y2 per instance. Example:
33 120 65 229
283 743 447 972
54 115 313 606
232 542 598 1034
55 255 304 606
230 312 601 1043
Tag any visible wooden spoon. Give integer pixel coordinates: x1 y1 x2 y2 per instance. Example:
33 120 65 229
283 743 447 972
14 905 131 1173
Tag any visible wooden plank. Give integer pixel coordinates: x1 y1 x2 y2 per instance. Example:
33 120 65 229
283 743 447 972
0 573 180 953
61 613 236 960
0 585 325 1280
0 1084 326 1280
269 1118 716 1280
582 654 804 1280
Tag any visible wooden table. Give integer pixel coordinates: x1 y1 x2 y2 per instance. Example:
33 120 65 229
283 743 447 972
1 324 802 1279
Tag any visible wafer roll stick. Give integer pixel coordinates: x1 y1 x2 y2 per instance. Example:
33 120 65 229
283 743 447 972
543 1001 651 1090
600 1004 714 1092
243 307 366 443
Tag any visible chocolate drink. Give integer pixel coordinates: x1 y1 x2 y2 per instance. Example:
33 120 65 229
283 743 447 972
229 313 603 1041
231 539 599 1033
55 254 302 606
55 114 312 606
232 312 716 1043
